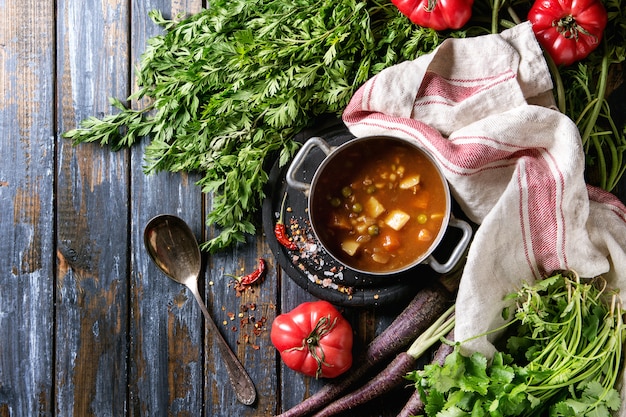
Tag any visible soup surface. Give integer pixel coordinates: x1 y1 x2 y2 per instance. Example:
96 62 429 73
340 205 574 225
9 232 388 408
311 138 448 273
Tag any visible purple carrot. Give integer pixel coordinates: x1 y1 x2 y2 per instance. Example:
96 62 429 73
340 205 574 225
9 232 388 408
276 283 454 417
400 386 425 417
397 330 455 417
431 330 455 366
312 352 418 417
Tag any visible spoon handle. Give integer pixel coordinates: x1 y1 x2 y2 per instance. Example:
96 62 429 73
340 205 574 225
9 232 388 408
190 287 257 406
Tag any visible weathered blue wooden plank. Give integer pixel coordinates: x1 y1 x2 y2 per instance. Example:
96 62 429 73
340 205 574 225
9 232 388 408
127 1 205 416
0 1 56 416
55 0 131 415
203 240 279 416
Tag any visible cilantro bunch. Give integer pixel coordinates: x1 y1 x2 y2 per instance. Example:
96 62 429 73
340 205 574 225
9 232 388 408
411 272 625 417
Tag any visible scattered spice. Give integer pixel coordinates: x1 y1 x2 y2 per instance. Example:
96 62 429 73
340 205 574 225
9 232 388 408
287 215 355 297
223 302 271 351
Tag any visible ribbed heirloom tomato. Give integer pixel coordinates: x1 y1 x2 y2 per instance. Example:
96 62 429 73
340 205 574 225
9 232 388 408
528 0 608 66
270 301 353 378
391 0 474 31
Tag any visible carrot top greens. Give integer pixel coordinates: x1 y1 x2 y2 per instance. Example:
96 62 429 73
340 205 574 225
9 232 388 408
410 272 625 417
64 0 457 252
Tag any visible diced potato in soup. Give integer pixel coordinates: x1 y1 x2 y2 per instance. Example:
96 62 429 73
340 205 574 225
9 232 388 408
385 210 411 231
399 175 420 189
341 240 360 256
312 139 448 273
365 196 385 218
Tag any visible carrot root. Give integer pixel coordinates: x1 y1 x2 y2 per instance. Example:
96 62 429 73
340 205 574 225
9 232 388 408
432 330 454 366
311 352 417 417
398 331 455 417
398 389 424 417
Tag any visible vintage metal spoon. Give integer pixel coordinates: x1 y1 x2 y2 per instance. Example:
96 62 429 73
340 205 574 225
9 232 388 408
143 214 257 406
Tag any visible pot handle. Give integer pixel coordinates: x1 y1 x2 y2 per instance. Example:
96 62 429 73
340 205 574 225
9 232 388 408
286 137 333 195
425 217 473 274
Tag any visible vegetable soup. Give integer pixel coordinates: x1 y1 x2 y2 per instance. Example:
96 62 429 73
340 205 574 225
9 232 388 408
311 138 448 273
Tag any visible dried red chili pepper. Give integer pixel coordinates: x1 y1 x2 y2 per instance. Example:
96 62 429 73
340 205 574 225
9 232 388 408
275 192 297 250
240 258 266 285
227 258 267 290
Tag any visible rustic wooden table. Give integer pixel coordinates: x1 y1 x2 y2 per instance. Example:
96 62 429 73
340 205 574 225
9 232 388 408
0 1 422 415
1 0 624 416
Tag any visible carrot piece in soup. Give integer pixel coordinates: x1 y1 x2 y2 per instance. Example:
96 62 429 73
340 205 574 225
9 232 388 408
418 229 433 242
413 191 430 209
382 232 400 251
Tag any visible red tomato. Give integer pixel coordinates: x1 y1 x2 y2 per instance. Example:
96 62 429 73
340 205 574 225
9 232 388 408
528 0 608 66
391 0 473 31
270 301 353 378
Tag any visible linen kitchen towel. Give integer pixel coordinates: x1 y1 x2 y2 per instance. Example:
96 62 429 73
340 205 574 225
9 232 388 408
342 21 626 413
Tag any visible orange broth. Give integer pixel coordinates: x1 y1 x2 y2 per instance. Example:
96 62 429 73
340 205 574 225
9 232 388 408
311 139 448 273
